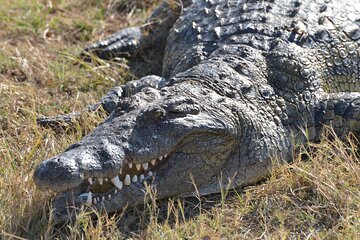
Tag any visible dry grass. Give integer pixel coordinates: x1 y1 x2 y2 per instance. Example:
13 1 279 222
0 1 359 239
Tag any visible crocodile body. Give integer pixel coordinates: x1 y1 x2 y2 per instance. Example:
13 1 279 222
34 0 360 222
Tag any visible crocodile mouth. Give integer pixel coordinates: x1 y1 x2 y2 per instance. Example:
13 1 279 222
77 154 169 206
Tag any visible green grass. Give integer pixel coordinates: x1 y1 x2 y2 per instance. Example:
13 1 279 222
0 1 359 239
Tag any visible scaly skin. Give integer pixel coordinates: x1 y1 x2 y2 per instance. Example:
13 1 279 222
33 0 360 222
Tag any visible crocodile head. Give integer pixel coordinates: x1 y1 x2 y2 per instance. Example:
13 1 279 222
33 81 240 222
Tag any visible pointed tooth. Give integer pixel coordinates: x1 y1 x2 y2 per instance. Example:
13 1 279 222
164 154 168 158
142 163 149 170
111 176 123 190
114 189 118 194
88 178 93 185
98 178 103 185
140 174 145 181
86 191 92 205
93 198 97 205
151 159 156 165
108 194 112 200
104 178 108 182
124 174 131 185
136 164 141 171
148 171 153 177
78 192 88 201
119 168 122 174
102 196 105 201
132 175 138 182
128 163 133 168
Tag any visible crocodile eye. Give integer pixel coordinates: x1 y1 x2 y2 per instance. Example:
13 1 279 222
154 108 165 118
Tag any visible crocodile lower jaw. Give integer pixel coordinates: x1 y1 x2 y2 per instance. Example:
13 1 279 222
77 154 169 206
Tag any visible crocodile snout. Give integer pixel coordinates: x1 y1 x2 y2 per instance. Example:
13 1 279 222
33 155 84 192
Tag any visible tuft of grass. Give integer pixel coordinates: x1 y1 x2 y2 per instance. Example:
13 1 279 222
0 0 47 34
0 0 359 239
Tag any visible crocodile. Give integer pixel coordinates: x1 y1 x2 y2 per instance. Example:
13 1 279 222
33 0 360 223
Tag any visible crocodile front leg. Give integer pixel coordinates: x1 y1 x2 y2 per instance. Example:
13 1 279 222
83 27 142 60
84 1 189 61
37 75 165 130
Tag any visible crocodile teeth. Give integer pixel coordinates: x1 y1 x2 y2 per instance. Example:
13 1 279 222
119 168 122 174
93 198 97 205
102 196 105 201
158 156 163 161
164 154 168 158
151 159 156 165
132 175 138 182
142 163 148 170
148 171 153 177
104 178 108 182
128 163 133 168
111 176 123 190
124 174 131 185
136 164 141 171
98 178 103 185
108 194 111 200
114 189 118 194
88 178 93 185
78 192 87 199
140 174 145 181
80 192 91 204
86 191 92 205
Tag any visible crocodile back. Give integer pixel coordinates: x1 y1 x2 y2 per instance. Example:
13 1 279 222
163 0 360 93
